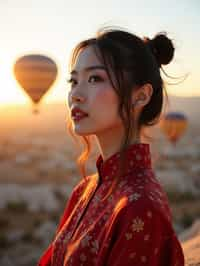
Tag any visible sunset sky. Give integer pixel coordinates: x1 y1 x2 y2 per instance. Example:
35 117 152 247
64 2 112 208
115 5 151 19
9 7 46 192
0 0 199 106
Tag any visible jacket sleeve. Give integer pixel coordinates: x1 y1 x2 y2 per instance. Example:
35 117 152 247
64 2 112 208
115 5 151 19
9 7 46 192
104 202 185 266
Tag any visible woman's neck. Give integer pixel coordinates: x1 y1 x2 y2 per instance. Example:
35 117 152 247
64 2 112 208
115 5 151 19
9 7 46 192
94 128 140 162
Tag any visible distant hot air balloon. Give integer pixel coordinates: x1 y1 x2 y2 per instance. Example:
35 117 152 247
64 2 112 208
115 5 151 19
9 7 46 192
13 54 58 114
159 112 188 145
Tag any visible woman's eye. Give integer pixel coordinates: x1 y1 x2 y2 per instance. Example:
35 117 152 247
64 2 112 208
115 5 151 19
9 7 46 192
67 75 103 87
67 78 77 87
88 75 103 83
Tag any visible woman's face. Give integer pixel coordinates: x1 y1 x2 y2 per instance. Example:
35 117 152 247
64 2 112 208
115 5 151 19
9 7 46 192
67 45 124 137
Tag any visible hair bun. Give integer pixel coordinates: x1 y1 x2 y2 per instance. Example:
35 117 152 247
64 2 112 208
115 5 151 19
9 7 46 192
144 32 175 67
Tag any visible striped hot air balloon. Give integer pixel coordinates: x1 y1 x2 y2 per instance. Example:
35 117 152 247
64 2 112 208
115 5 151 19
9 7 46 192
13 54 58 113
159 112 188 145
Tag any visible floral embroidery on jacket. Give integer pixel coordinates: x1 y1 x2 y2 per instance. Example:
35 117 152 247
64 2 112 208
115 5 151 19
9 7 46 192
131 217 144 233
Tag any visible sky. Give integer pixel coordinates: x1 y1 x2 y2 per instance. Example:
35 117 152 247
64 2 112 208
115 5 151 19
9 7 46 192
0 0 199 106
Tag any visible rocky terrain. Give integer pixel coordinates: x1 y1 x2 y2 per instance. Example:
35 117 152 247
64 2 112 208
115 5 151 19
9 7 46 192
0 98 200 265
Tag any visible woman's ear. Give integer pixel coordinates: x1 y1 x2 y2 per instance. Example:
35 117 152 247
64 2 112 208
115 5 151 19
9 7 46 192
131 83 153 107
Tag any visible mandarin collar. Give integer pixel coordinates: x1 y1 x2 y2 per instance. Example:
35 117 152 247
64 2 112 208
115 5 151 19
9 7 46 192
96 143 152 183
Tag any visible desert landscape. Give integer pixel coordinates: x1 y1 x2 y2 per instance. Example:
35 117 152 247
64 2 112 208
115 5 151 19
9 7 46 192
0 95 200 265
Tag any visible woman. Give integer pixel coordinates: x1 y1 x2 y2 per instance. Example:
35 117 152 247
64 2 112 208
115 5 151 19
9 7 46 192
38 27 185 265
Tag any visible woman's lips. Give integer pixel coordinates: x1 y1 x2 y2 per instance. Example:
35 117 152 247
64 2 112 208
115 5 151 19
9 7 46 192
71 112 89 122
71 107 88 116
71 107 89 122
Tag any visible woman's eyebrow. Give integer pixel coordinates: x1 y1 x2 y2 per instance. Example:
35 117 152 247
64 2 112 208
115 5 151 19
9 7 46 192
70 65 106 75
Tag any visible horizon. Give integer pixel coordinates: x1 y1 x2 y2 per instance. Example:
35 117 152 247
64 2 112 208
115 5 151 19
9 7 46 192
1 92 200 107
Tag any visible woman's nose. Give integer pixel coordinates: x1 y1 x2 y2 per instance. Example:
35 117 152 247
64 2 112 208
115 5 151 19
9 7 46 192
71 93 85 103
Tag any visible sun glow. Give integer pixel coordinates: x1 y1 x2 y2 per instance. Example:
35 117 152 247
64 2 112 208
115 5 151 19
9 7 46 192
0 57 28 106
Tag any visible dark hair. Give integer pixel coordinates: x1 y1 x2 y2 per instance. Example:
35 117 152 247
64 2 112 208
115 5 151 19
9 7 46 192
67 27 175 200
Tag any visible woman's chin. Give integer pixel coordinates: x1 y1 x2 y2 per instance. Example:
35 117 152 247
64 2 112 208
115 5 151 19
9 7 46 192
73 126 93 136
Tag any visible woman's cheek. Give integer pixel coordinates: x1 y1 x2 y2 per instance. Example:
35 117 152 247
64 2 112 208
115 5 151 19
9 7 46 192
94 85 117 106
93 87 118 123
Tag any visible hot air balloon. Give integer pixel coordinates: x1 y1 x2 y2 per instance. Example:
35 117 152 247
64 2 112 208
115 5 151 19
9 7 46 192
159 112 188 145
13 54 58 114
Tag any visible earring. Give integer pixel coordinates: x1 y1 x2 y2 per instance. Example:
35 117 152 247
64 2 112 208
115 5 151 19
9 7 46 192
132 100 143 107
132 94 147 107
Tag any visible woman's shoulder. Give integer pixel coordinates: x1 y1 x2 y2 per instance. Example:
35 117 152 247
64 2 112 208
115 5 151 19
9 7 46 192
115 189 174 238
72 173 98 197
119 167 173 223
55 174 98 232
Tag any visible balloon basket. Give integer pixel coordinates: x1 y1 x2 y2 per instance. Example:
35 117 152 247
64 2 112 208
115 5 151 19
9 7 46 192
32 106 40 115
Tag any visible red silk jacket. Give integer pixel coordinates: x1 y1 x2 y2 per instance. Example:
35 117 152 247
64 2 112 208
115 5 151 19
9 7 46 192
38 143 185 266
